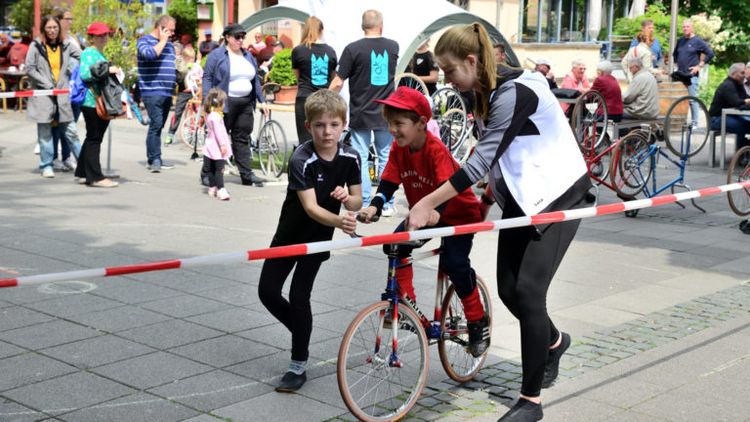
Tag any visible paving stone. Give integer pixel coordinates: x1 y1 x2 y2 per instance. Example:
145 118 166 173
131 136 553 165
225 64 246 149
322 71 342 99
3 371 135 416
0 352 77 392
168 335 278 368
186 307 277 333
40 335 154 369
0 340 25 359
0 306 55 332
91 352 213 390
117 319 223 349
212 391 342 422
139 294 229 318
0 397 49 422
63 305 171 333
91 281 182 304
24 294 122 318
0 320 100 350
57 392 198 421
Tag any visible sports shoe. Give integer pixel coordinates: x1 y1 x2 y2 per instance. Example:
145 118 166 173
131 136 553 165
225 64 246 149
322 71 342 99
63 157 77 171
91 178 119 188
241 173 266 187
148 162 161 173
497 398 543 422
467 314 490 357
381 205 397 217
216 188 230 200
164 133 174 145
53 159 65 171
159 161 175 170
275 371 306 392
34 144 40 155
542 331 571 388
41 167 54 178
207 187 217 197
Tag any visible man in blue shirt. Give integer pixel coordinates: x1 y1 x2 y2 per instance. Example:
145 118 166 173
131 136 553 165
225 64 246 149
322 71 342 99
673 19 714 126
137 15 177 173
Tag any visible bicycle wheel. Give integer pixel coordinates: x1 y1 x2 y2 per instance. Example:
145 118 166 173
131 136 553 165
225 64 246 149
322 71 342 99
257 120 288 178
178 106 205 149
589 133 613 183
609 130 653 199
438 275 492 382
395 72 429 96
431 87 468 117
727 145 750 216
664 95 709 158
571 90 608 153
438 108 469 155
338 301 429 422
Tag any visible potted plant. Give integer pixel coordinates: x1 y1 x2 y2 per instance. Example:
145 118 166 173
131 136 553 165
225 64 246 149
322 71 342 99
266 47 297 105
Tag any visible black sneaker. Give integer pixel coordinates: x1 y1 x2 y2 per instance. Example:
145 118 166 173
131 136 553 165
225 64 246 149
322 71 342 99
275 371 306 393
242 173 267 187
467 315 490 358
497 398 543 422
542 331 571 388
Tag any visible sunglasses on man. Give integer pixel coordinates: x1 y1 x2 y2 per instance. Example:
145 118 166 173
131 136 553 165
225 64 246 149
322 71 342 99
231 33 246 40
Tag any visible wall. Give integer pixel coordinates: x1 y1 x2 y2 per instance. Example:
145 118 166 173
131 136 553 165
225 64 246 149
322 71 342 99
510 42 601 80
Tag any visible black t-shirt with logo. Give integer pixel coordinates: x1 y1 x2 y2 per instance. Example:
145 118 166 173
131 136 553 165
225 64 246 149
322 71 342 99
292 43 338 98
336 37 399 130
272 140 361 259
406 50 439 95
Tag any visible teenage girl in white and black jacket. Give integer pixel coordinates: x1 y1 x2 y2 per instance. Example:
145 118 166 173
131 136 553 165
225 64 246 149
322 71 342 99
407 23 591 422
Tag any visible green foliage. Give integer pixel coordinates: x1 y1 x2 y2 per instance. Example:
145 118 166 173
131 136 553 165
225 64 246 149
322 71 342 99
266 48 297 87
698 64 727 106
167 0 197 44
71 0 150 88
8 0 57 35
614 4 673 55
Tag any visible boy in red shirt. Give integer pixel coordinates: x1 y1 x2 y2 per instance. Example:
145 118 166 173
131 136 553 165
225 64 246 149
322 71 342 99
359 86 490 357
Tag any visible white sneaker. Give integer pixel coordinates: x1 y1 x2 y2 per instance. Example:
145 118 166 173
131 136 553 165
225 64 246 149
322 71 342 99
41 167 54 178
207 187 217 197
381 205 397 217
217 188 231 201
34 144 40 155
63 157 77 171
53 159 65 171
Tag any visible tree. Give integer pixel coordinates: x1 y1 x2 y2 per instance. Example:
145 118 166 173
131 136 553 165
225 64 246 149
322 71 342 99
167 0 197 46
8 0 57 35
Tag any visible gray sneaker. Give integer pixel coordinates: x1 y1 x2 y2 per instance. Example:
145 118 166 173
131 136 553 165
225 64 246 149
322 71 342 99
148 162 161 173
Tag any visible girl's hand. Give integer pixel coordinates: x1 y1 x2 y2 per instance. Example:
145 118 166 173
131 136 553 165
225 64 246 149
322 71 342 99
220 145 227 156
358 206 378 223
108 65 120 74
407 200 432 231
427 210 440 227
338 211 357 235
330 185 349 203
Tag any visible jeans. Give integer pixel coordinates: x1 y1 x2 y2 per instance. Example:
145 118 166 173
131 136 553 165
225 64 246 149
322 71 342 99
688 75 700 124
710 115 750 151
52 117 82 161
143 95 173 165
38 122 80 170
349 128 393 207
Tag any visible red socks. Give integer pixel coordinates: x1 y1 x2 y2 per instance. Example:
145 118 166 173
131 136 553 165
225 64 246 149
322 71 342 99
461 287 485 322
395 265 416 301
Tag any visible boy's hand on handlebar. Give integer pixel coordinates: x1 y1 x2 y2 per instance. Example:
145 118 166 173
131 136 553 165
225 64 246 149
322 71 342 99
427 210 440 227
330 186 349 203
358 206 378 223
339 211 357 235
406 201 431 230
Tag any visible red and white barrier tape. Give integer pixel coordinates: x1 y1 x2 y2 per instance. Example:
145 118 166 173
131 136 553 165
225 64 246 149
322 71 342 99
0 89 70 99
1 181 748 289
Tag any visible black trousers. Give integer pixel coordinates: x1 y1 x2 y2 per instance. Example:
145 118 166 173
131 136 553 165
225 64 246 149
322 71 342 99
75 106 109 184
201 156 225 189
497 194 581 397
294 96 311 144
224 95 256 183
258 254 324 362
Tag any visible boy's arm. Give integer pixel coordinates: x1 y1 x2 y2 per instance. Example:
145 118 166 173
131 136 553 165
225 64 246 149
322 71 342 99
297 189 357 234
344 184 363 211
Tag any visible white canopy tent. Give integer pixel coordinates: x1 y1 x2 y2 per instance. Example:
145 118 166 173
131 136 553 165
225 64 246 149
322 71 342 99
237 0 519 73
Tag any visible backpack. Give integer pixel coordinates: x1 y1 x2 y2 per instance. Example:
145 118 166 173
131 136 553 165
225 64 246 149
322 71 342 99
69 65 86 105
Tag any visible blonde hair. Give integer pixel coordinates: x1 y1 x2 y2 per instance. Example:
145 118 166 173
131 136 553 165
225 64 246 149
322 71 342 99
304 89 347 124
182 45 196 61
300 16 324 48
435 23 497 120
203 88 227 114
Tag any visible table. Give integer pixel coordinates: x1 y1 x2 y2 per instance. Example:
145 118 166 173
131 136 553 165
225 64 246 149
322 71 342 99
0 69 29 111
557 97 578 104
720 108 750 169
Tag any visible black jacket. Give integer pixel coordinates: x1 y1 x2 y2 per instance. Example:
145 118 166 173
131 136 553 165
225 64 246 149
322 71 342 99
91 61 123 116
709 77 749 117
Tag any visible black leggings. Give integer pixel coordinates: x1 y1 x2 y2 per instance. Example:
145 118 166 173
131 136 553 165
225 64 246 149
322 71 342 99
75 106 109 184
497 197 580 397
201 156 225 189
294 96 311 144
258 254 324 362
224 96 256 183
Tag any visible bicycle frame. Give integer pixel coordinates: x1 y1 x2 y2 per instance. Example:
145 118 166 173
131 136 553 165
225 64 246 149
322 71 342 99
581 120 622 192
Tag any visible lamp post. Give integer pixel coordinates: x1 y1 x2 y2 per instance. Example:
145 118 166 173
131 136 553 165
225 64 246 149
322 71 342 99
33 0 41 38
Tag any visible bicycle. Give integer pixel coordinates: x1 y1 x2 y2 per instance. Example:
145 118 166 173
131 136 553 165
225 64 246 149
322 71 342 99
727 145 750 216
431 86 475 163
337 222 493 421
395 72 429 97
223 83 290 178
609 95 710 217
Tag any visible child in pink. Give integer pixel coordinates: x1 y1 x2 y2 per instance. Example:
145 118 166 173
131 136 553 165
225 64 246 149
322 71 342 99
202 88 233 200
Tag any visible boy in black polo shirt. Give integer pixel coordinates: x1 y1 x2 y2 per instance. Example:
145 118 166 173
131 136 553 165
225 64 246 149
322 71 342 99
258 89 362 392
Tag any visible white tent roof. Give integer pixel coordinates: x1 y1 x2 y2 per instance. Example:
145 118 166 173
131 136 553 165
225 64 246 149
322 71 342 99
238 0 518 72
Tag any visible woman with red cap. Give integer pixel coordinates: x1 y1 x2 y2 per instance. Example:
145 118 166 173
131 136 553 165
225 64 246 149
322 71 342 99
73 22 120 187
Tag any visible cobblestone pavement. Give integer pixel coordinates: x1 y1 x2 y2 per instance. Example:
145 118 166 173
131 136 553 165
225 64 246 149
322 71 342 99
1 112 749 422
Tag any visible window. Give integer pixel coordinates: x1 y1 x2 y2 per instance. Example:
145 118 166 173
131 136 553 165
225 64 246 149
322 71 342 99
520 0 620 43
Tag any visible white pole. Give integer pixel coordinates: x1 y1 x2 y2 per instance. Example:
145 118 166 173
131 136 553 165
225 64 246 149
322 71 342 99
668 0 678 74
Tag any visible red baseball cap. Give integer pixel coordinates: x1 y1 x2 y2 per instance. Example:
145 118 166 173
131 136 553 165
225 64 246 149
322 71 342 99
87 22 112 36
374 86 432 120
